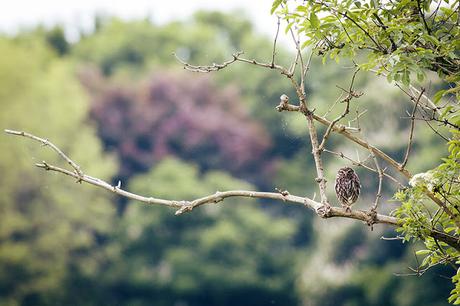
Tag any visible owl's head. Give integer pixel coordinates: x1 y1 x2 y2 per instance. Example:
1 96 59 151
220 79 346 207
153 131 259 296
338 167 356 177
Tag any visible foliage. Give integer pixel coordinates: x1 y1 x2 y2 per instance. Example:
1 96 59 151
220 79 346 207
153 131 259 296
394 130 460 304
87 70 271 181
272 0 460 303
0 37 117 305
60 158 301 306
273 0 460 128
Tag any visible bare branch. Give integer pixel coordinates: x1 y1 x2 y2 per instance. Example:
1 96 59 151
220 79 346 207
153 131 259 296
282 3 307 95
370 149 384 212
305 110 330 210
174 51 243 73
323 149 404 187
5 129 398 224
5 129 83 179
8 129 460 250
312 112 413 178
271 16 281 67
400 88 424 169
318 69 362 151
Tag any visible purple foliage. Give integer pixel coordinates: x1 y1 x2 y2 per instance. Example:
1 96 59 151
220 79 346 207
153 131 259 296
85 69 272 179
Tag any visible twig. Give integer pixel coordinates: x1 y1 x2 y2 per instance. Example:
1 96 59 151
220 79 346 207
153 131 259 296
303 49 315 79
5 129 83 179
314 0 385 52
416 0 431 34
323 149 404 187
275 99 412 177
370 148 384 212
348 109 368 128
318 69 362 151
368 68 440 116
174 51 243 73
283 3 307 95
381 235 404 240
271 16 281 67
400 88 424 169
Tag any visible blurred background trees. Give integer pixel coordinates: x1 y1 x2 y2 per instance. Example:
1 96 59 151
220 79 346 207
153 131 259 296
0 10 454 306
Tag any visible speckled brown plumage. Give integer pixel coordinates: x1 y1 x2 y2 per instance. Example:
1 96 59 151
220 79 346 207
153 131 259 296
334 167 360 212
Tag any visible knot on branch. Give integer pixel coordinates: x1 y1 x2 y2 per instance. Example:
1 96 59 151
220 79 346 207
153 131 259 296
213 191 224 204
232 51 243 60
315 177 327 184
299 103 308 115
316 203 332 218
36 161 51 170
275 187 290 199
175 201 193 215
366 209 378 231
276 94 289 111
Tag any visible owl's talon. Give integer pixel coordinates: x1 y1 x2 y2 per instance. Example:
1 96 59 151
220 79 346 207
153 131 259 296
341 204 352 213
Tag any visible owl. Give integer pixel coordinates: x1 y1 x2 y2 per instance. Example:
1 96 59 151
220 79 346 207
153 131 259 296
334 167 361 212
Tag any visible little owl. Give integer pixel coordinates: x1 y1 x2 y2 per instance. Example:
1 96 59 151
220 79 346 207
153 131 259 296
334 167 361 212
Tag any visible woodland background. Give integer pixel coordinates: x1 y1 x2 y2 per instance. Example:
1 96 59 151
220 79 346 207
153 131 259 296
0 10 453 306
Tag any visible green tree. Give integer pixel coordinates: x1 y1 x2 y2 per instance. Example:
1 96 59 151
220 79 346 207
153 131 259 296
271 0 460 303
59 158 300 306
0 37 116 305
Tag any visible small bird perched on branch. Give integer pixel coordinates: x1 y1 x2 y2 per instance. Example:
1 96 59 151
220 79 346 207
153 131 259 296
334 167 361 212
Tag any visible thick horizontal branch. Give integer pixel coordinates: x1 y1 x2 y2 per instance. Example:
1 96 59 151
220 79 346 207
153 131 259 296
5 129 395 224
6 129 460 250
33 156 396 223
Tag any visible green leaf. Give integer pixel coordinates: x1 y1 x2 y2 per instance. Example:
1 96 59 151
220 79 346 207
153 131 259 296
433 89 446 104
401 69 410 86
285 22 294 34
416 249 431 255
271 0 283 14
310 11 320 28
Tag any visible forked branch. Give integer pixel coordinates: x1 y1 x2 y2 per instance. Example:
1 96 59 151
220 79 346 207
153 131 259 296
7 128 460 250
5 128 397 224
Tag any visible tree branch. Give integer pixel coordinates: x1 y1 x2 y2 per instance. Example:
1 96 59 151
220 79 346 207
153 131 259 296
323 149 404 188
318 68 362 152
400 88 423 169
7 128 460 250
5 129 396 224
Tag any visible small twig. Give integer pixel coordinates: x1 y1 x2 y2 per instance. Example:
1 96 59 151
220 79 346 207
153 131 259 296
370 148 384 213
303 49 315 79
5 129 83 179
313 0 385 52
348 109 367 128
416 0 431 34
271 16 281 67
369 68 440 116
318 69 362 152
283 4 307 95
400 88 424 169
381 235 404 240
174 51 243 73
323 149 404 187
